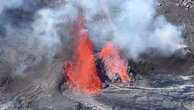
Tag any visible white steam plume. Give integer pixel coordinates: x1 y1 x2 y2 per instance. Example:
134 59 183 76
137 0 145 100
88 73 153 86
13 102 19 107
67 0 184 60
0 0 23 14
59 0 183 59
32 2 78 59
0 0 184 76
1 1 78 75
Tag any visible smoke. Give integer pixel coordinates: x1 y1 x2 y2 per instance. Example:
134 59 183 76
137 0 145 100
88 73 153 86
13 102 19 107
0 0 23 14
77 0 183 60
42 0 183 60
0 0 64 76
0 0 184 76
0 0 81 76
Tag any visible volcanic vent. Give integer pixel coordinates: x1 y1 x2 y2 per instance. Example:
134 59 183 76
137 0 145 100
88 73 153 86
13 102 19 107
63 13 132 94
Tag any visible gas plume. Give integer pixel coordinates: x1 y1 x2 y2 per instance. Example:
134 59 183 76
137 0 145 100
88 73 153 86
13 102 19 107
0 0 23 14
77 0 183 60
0 0 184 77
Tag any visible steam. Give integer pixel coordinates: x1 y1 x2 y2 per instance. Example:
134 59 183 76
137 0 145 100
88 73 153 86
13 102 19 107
0 0 79 75
0 1 63 75
0 0 23 14
0 0 184 75
33 8 61 55
76 0 183 59
45 0 183 60
32 0 184 68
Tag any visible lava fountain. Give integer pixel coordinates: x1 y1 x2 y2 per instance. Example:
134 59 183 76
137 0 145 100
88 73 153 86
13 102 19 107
64 15 101 94
99 42 131 83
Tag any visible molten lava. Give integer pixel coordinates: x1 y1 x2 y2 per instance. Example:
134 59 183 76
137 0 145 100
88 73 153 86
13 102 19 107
99 42 130 83
64 16 101 94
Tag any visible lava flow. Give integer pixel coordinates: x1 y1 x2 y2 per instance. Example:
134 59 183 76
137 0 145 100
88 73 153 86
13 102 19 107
99 42 131 83
64 16 101 94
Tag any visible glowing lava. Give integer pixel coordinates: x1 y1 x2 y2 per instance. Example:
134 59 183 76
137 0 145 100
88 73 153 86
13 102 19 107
99 42 131 83
64 16 101 94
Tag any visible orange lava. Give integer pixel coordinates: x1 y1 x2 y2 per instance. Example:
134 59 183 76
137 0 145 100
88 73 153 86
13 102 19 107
99 42 131 83
64 16 101 94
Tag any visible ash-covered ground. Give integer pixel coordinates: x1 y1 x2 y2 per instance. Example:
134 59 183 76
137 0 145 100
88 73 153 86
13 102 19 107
0 0 194 110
